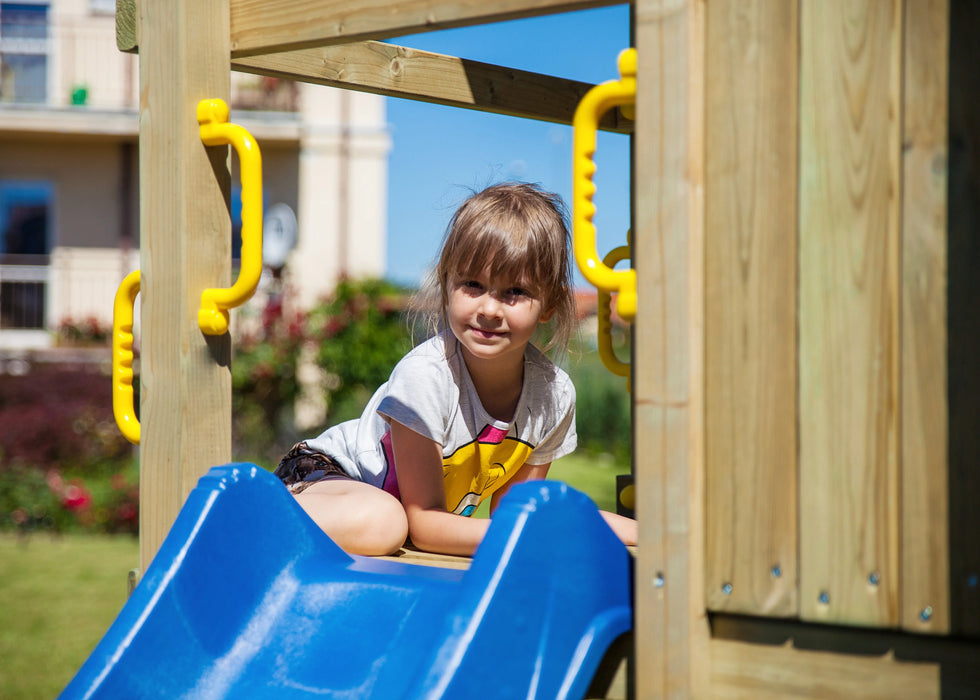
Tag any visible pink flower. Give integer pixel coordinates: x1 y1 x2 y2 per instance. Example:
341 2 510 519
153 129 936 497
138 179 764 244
62 483 93 511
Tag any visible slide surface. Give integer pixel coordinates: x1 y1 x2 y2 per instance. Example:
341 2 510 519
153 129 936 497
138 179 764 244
60 464 632 699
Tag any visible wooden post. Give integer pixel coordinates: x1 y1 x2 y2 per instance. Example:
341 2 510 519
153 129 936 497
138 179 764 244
632 0 709 696
137 0 232 570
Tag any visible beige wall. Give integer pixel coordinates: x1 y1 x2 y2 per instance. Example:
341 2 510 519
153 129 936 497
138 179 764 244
0 135 139 250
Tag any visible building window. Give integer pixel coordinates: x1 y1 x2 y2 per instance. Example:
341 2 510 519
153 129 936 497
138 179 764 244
0 2 49 104
0 180 52 329
89 0 114 15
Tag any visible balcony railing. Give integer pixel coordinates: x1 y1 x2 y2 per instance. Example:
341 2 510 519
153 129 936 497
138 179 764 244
0 12 298 113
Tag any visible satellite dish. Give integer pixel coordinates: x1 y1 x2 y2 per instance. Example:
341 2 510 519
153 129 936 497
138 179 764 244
263 203 297 269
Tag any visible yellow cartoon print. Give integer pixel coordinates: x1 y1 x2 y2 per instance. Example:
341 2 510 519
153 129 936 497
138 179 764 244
443 424 533 515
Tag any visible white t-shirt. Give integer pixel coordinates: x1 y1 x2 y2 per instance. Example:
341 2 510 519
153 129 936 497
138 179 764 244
306 332 577 515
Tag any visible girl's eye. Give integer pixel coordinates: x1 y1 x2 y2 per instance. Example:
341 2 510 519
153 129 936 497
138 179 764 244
504 287 531 301
461 280 483 292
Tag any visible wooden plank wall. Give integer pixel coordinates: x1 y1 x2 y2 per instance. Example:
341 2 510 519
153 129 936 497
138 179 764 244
797 0 903 629
704 0 975 639
704 0 799 619
901 0 950 635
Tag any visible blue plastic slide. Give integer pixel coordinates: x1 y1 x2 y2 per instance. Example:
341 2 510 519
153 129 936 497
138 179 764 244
60 464 632 699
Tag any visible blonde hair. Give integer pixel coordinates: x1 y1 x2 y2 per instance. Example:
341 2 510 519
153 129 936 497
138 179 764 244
412 182 576 355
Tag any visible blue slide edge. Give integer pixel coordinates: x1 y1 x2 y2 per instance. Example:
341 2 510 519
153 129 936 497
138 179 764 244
59 464 633 699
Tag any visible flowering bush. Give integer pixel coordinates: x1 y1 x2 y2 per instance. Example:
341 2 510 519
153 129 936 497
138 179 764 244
231 277 412 462
57 316 112 346
0 460 138 535
307 277 412 424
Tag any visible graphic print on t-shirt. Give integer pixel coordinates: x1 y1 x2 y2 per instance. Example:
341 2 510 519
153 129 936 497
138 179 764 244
443 424 533 516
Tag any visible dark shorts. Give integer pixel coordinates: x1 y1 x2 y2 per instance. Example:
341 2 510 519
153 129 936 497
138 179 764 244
275 441 350 494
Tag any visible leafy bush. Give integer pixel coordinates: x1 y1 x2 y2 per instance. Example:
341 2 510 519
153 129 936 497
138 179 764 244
0 364 132 473
231 277 413 462
565 329 632 463
231 290 308 462
306 277 412 425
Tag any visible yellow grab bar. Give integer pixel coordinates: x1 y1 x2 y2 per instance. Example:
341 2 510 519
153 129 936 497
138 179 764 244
598 243 632 384
112 269 141 445
196 98 264 335
572 48 637 322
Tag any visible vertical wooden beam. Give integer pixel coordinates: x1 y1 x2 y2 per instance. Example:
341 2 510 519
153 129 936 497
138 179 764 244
633 0 708 696
703 0 799 619
138 0 232 569
900 0 950 635
947 0 980 638
798 0 902 627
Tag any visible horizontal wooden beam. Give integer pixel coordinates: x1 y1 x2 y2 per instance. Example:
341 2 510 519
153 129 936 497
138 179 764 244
233 42 632 133
228 0 623 58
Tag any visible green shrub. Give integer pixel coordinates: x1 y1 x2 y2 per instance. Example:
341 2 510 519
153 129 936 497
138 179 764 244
307 277 412 425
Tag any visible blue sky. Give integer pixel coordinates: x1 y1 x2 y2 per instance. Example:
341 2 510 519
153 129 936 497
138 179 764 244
383 4 632 289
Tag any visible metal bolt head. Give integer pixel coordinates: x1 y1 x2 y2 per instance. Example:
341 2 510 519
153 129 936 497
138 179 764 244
771 565 782 578
868 571 880 586
654 573 665 588
721 582 733 595
920 606 933 622
818 591 830 605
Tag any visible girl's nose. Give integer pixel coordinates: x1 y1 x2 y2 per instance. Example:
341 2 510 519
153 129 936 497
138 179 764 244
478 292 503 318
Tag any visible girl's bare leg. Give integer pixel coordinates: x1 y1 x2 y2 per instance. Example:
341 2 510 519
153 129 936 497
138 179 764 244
294 478 408 556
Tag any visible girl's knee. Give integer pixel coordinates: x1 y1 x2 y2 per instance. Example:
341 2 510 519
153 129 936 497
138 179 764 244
364 494 409 555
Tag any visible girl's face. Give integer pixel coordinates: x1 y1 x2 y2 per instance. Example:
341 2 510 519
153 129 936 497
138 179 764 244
447 267 552 367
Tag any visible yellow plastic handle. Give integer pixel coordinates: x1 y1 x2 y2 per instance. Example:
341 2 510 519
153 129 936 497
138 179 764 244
573 48 637 322
598 244 631 384
113 269 141 445
197 98 264 335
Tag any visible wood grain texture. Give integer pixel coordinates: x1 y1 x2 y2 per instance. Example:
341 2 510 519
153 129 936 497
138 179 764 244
234 42 632 133
703 0 799 619
710 638 939 699
137 0 233 569
900 0 950 636
115 0 137 53
798 0 902 628
633 0 708 696
229 0 620 57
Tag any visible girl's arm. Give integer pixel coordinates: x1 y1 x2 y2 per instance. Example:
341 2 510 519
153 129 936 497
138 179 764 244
489 461 638 546
390 420 489 556
489 461 551 514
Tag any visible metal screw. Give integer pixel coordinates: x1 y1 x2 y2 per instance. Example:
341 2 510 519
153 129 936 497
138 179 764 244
654 573 665 588
818 591 830 605
771 565 782 578
868 571 880 586
920 606 933 622
721 582 733 595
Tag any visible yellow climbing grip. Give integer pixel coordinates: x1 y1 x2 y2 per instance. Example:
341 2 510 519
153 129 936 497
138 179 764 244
197 98 264 335
112 269 141 445
598 243 631 385
573 48 637 322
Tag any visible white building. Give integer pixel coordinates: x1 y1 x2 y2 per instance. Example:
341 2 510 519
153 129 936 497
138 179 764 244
0 0 389 350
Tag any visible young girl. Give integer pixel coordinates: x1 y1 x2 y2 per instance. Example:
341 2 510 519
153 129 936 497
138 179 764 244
275 182 637 556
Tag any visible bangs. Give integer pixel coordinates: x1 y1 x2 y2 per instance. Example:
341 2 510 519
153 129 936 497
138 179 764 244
451 226 554 293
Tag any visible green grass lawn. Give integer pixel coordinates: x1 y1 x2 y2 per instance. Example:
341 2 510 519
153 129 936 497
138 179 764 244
0 533 138 700
0 452 627 699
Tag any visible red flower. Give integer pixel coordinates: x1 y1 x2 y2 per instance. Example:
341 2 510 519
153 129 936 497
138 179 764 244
62 482 93 511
